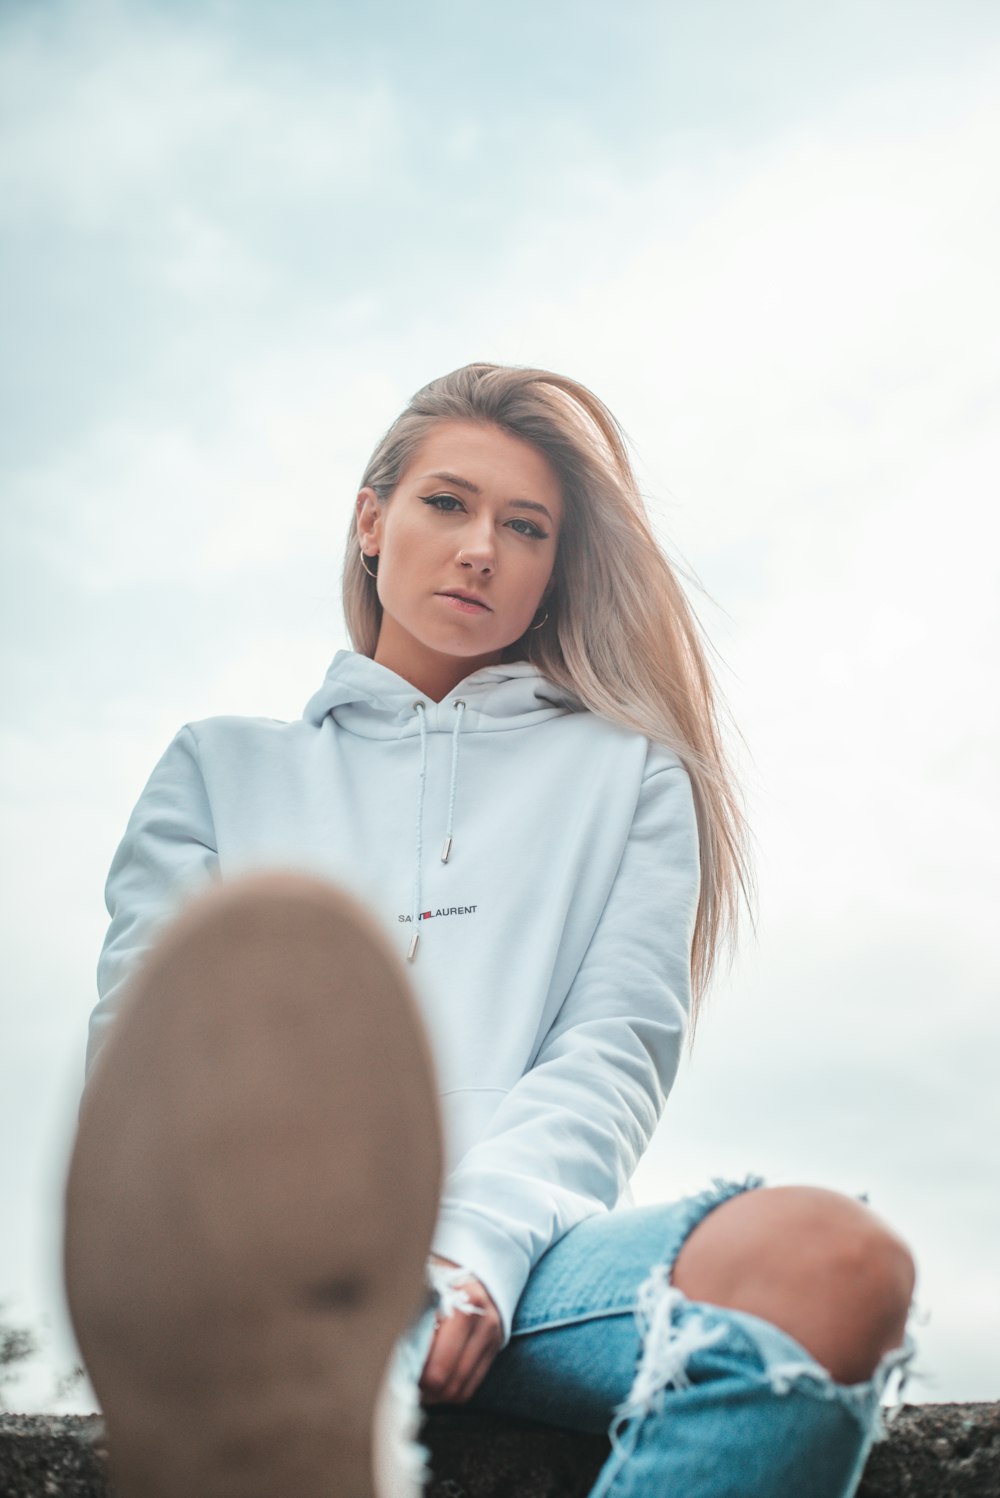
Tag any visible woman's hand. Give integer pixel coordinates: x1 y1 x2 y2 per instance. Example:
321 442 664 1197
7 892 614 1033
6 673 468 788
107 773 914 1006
418 1254 504 1405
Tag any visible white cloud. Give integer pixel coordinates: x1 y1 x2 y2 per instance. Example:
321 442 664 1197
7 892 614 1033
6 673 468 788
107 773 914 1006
0 5 401 234
5 361 401 588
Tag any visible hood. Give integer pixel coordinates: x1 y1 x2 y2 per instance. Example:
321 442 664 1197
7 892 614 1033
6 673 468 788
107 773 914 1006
303 649 579 739
302 650 581 961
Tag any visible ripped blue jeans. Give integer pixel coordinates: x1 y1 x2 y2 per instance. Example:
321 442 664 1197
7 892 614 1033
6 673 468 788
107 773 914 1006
395 1176 915 1498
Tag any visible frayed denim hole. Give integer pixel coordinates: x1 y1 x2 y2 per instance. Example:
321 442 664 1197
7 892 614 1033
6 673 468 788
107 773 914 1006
600 1175 770 1461
602 1270 728 1469
586 1178 769 1498
719 1307 838 1399
811 1282 922 1445
724 1306 919 1446
845 1183 921 1436
863 1327 920 1444
660 1173 768 1290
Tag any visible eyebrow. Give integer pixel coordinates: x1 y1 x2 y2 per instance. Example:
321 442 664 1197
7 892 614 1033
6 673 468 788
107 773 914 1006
422 471 556 524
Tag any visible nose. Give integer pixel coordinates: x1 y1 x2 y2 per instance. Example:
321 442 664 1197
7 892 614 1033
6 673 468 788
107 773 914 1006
458 535 495 575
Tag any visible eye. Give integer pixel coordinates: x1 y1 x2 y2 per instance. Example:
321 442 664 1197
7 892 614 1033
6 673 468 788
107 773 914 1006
508 517 548 539
420 492 464 512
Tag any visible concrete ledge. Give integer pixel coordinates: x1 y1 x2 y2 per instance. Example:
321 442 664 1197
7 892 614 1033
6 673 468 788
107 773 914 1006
0 1403 997 1496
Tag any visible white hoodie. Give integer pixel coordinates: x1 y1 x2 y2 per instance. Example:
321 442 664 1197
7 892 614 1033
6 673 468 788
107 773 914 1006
87 649 701 1346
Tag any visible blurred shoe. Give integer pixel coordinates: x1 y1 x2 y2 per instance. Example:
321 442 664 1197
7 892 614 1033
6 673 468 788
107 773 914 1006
65 872 443 1498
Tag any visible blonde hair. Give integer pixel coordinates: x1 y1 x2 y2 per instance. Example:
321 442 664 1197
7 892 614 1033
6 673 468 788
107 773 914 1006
343 362 755 1023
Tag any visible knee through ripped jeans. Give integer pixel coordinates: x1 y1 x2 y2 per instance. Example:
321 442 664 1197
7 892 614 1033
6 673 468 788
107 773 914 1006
390 1176 917 1498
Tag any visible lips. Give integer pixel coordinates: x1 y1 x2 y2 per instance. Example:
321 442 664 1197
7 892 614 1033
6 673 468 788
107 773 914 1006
437 591 492 611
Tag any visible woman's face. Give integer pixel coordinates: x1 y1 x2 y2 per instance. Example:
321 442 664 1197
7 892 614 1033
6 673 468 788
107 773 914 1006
356 420 563 697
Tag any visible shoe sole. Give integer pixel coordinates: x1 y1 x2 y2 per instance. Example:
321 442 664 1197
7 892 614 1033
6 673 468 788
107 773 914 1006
64 872 444 1498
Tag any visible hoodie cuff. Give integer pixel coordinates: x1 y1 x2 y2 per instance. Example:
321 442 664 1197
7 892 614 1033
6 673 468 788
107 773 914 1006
430 1205 532 1349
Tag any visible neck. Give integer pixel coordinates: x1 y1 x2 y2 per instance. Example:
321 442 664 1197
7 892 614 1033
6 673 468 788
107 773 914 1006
373 622 503 703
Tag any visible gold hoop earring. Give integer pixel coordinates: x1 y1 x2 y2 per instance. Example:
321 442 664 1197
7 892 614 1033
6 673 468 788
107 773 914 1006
360 550 379 580
529 610 549 631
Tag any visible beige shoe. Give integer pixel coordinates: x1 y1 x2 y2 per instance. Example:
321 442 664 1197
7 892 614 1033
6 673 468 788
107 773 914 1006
64 873 443 1498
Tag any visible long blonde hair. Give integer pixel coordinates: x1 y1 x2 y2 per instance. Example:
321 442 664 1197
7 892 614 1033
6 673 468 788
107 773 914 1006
343 362 755 1023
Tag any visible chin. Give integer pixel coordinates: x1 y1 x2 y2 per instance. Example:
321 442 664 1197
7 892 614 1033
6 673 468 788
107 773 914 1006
425 624 501 657
436 638 501 660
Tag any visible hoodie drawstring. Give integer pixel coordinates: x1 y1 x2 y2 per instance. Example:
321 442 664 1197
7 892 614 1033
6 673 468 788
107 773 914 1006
441 699 466 864
408 699 465 961
409 703 428 961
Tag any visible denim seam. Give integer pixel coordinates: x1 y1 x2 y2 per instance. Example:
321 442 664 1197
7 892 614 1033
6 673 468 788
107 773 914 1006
511 1305 639 1336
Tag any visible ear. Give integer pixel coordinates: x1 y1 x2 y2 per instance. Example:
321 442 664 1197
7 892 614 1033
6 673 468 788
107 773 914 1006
356 488 383 552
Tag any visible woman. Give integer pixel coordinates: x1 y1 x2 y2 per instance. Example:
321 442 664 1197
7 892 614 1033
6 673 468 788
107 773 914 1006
65 363 916 1498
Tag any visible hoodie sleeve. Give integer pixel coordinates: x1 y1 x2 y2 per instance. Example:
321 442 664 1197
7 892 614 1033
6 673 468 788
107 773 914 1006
429 755 700 1348
86 725 219 1081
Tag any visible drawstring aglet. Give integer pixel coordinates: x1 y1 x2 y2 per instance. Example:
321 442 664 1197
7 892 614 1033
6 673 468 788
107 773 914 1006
441 836 452 864
407 931 419 961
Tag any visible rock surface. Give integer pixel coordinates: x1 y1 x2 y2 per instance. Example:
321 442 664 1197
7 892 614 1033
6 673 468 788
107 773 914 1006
855 1403 1000 1498
0 1403 997 1496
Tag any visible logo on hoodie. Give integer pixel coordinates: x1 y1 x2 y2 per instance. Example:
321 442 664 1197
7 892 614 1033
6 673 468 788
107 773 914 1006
398 905 478 923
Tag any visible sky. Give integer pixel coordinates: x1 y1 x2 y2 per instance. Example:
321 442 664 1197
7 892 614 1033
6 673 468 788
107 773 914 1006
1 0 997 1409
